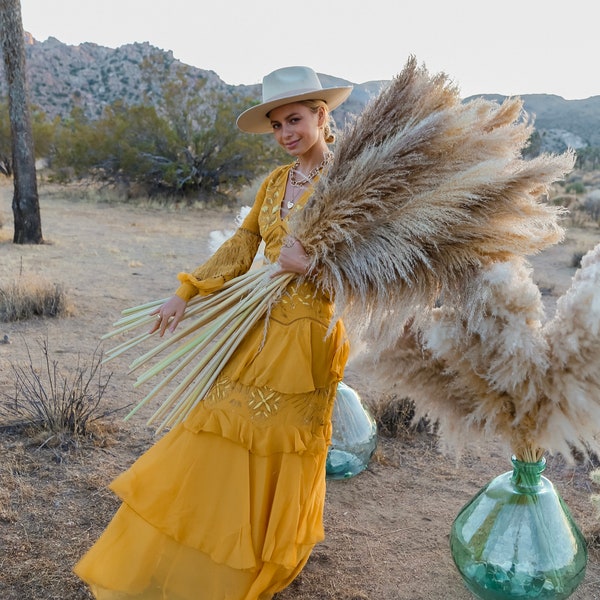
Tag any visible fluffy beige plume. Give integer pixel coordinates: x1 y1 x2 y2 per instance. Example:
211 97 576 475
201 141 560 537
539 244 600 457
360 245 600 462
290 56 573 346
361 259 547 459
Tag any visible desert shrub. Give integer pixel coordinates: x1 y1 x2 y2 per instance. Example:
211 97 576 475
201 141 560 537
590 470 600 539
549 194 576 209
571 251 586 269
0 276 71 322
369 394 432 437
582 190 600 222
0 339 116 438
48 86 283 202
562 202 592 228
566 181 586 195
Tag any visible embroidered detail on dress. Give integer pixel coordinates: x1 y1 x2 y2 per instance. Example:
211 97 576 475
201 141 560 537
260 173 286 231
248 388 280 418
208 377 242 408
277 283 322 315
206 376 281 419
204 376 330 425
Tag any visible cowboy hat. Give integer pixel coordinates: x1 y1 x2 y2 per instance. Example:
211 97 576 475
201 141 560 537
236 66 353 134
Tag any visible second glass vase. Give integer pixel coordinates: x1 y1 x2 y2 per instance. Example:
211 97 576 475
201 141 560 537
450 456 587 599
326 381 377 480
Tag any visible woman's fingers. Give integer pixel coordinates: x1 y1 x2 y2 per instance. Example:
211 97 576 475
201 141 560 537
149 296 187 336
274 237 310 277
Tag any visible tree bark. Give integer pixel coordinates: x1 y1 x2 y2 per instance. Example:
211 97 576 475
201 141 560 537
0 0 43 243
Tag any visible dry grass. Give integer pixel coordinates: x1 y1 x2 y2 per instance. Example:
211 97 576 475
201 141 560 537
0 334 143 599
0 274 72 322
0 338 122 439
0 428 141 600
591 469 600 532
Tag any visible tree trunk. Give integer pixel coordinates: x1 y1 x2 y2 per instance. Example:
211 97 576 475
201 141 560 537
0 0 43 243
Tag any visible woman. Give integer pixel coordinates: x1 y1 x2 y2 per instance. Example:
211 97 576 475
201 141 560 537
74 65 353 600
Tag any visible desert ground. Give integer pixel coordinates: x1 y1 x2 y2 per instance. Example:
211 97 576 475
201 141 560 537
1 179 600 600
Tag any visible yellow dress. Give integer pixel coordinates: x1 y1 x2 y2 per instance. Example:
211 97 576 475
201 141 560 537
74 164 350 600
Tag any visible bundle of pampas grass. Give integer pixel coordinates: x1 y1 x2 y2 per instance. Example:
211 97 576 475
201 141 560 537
291 56 573 346
360 243 600 463
103 56 576 432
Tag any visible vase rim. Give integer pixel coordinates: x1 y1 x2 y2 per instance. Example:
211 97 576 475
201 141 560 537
511 454 546 467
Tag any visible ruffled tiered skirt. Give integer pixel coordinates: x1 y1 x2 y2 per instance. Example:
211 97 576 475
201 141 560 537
74 282 349 599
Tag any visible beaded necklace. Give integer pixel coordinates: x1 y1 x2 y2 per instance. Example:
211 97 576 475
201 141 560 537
286 151 333 209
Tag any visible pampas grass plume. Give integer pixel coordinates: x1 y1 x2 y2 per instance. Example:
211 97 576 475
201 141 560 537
291 56 573 348
362 243 600 462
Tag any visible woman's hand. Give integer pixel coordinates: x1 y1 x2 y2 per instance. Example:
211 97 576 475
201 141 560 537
149 295 187 336
272 237 310 277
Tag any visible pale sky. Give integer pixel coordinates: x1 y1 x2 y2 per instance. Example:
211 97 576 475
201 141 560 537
19 0 598 100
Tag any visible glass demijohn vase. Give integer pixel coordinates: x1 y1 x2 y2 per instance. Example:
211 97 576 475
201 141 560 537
450 456 587 599
326 381 378 480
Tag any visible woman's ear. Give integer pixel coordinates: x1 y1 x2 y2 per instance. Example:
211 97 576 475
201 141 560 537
317 106 326 128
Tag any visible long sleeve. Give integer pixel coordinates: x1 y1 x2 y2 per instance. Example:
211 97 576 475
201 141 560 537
174 179 267 302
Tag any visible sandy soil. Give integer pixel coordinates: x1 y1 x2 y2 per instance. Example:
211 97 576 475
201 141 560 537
1 181 600 599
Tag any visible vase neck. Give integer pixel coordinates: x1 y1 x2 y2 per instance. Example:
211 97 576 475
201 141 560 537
510 456 546 491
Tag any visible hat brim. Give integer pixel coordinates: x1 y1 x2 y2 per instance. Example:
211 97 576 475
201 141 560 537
236 86 353 134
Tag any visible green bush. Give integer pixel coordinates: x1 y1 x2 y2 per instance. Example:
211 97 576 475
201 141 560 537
566 181 586 195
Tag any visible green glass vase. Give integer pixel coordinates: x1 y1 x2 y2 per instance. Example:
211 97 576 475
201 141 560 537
450 456 587 599
326 381 377 480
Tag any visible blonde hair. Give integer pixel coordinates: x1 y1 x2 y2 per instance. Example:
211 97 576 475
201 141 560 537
300 99 337 144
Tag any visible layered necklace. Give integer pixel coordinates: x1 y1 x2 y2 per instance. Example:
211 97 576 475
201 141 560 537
286 151 334 210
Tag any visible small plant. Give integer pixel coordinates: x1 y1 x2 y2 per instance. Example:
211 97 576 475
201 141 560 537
0 339 115 438
590 469 600 542
582 191 600 222
571 251 586 269
370 394 431 437
566 181 586 195
0 275 71 322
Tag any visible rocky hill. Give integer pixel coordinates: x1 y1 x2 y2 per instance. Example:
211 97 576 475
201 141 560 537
0 34 231 120
471 93 600 150
2 35 600 153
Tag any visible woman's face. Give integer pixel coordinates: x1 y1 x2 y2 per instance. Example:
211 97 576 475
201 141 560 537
268 102 324 158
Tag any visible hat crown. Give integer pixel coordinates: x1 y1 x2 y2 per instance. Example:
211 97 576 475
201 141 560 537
262 66 324 103
236 65 352 134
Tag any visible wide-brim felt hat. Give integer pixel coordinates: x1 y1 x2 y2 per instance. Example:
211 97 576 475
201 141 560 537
236 66 353 134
